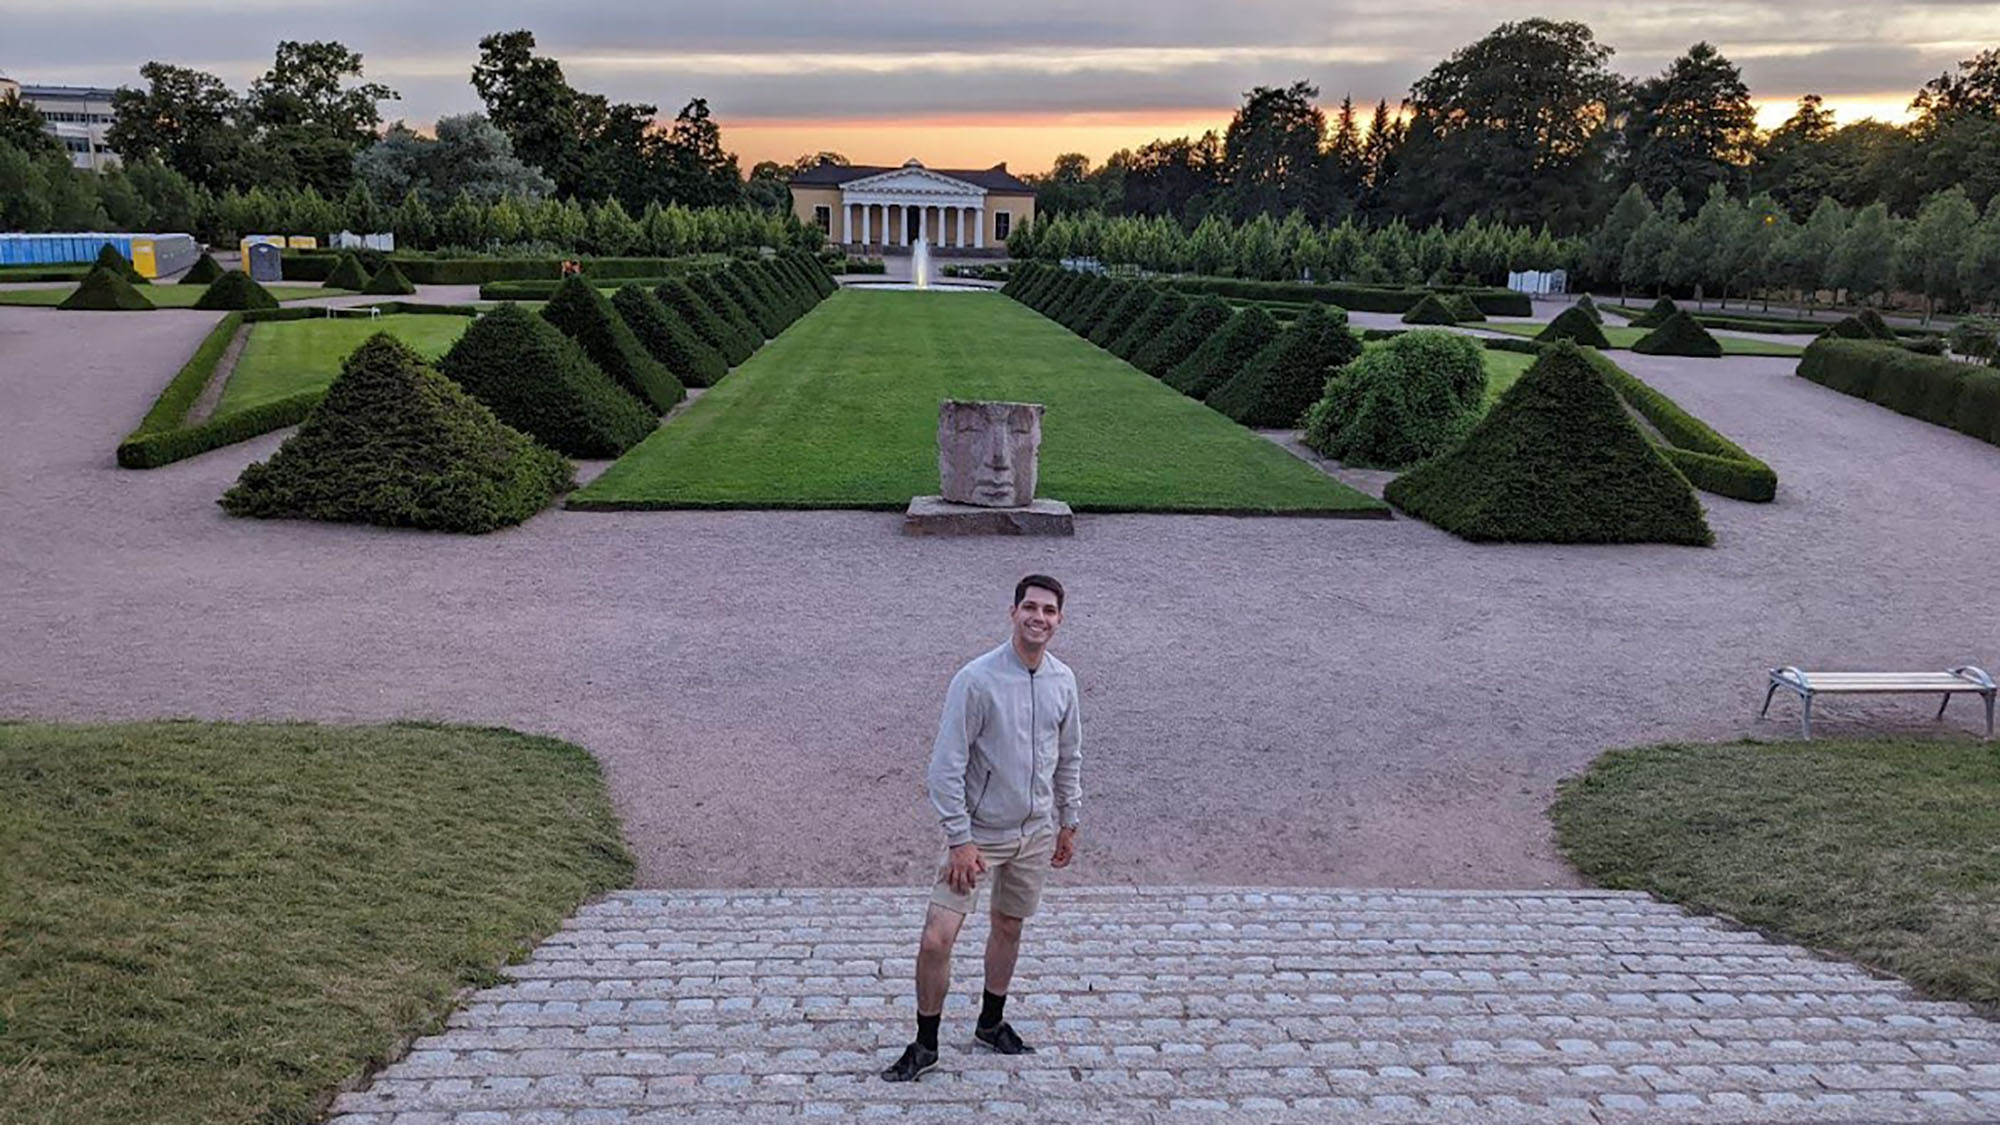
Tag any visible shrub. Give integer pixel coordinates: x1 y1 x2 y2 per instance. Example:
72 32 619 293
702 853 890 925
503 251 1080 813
1855 307 1899 341
1401 293 1459 325
1799 338 2000 448
1059 277 1114 331
1628 296 1680 328
1573 294 1604 323
540 275 685 413
1162 276 1530 316
1904 336 1948 356
786 250 837 297
1537 305 1612 348
1134 295 1233 377
1035 271 1088 318
1384 341 1713 545
93 243 147 283
1002 261 1044 298
1947 316 1999 363
59 265 156 311
436 303 655 458
1633 311 1724 358
1209 304 1363 428
323 252 372 291
1824 315 1874 340
1300 329 1485 466
1165 305 1281 400
763 257 819 311
684 273 762 356
743 260 804 324
181 252 225 285
360 260 417 296
1582 349 1776 502
220 334 572 533
612 284 727 388
1073 280 1133 339
193 270 280 311
1109 289 1185 359
1445 294 1487 323
656 278 752 366
1088 284 1155 349
716 265 785 338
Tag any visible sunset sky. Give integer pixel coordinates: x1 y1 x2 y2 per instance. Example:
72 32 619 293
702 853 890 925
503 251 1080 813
7 1 1995 174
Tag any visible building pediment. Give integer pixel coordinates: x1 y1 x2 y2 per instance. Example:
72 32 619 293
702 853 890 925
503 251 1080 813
841 167 986 197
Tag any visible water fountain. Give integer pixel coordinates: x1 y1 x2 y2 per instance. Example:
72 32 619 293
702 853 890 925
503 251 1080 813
845 236 988 293
912 237 931 290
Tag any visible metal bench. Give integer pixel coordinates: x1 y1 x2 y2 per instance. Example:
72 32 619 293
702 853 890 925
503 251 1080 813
1762 666 1995 739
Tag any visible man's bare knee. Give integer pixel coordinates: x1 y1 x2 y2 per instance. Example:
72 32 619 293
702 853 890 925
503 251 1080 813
920 906 966 956
990 911 1025 940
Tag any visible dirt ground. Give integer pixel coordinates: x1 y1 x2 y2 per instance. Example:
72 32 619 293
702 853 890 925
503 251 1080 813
4 297 1997 890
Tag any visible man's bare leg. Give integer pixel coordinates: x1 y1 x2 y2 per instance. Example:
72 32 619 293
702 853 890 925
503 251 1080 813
916 904 967 1016
983 910 1024 997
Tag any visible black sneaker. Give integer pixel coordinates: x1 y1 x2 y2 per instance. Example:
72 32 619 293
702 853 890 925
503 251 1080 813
973 1021 1035 1055
879 1041 939 1082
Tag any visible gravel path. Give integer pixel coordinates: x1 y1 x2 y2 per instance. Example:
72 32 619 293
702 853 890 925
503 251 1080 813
5 297 1998 891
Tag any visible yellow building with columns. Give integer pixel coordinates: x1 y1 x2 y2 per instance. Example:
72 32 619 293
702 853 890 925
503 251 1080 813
789 158 1034 254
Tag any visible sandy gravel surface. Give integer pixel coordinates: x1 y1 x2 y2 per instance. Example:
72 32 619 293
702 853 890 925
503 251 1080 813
5 301 1998 892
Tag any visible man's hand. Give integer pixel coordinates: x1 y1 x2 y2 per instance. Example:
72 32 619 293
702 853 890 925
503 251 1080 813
946 843 986 892
1052 826 1078 869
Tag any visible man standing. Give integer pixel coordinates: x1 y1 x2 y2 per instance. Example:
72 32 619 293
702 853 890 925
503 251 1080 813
881 575 1082 1082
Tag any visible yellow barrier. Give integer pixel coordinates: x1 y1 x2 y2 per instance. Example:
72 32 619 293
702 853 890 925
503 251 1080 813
131 238 158 279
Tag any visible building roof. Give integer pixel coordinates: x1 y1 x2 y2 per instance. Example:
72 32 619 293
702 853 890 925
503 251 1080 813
789 158 1033 194
20 85 119 100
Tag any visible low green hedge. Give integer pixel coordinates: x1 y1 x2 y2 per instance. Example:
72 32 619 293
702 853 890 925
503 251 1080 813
1164 276 1530 316
0 265 95 282
477 270 715 300
118 390 325 470
397 256 714 285
840 258 888 275
1583 350 1776 502
1799 338 2000 447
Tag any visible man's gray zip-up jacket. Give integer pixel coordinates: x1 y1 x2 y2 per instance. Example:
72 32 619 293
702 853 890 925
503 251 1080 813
927 641 1082 847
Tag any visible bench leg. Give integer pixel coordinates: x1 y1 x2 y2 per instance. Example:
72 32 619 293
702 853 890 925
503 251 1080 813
1986 692 1994 741
1938 693 1953 721
1760 682 1780 718
1800 694 1813 740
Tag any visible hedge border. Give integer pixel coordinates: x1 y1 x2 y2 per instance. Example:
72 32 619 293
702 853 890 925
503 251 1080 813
116 304 480 469
1161 276 1533 317
1798 337 2000 449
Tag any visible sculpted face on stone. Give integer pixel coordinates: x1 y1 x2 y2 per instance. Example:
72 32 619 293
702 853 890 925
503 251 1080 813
938 400 1042 508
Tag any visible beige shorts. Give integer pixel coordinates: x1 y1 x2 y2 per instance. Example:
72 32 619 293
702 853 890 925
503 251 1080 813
929 830 1056 919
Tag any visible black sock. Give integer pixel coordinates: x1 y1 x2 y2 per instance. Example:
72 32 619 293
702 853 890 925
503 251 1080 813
916 1013 940 1051
979 989 1006 1030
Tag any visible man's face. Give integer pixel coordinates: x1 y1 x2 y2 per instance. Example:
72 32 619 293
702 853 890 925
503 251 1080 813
1011 587 1062 649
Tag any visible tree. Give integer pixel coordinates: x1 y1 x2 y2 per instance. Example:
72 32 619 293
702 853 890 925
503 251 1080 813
109 62 251 188
1623 42 1757 203
1322 94 1365 219
656 98 741 208
354 114 554 207
0 143 54 230
1588 184 1651 295
1118 133 1223 219
244 39 397 194
1033 152 1103 217
1222 82 1327 221
1829 201 1894 307
1960 198 2000 311
1620 189 1682 295
0 91 59 157
1387 20 1621 231
1774 196 1848 310
1357 100 1404 221
471 29 666 205
744 160 791 213
1755 94 1838 219
1895 187 1978 320
1911 49 2000 137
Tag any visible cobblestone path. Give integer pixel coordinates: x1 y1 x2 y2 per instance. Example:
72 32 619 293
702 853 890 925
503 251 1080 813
328 888 2000 1122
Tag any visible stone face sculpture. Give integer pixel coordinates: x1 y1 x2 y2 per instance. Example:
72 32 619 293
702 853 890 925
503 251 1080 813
937 400 1042 508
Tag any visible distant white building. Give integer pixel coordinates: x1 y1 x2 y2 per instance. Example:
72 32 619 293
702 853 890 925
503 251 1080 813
2 76 121 172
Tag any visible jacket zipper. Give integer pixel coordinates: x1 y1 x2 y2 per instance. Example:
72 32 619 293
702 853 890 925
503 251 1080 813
1024 666 1036 836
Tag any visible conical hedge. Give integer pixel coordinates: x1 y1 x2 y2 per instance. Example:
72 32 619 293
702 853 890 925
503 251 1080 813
436 303 655 457
1629 295 1679 328
1383 341 1713 545
1088 284 1155 349
541 275 685 413
181 252 225 285
613 283 728 388
1302 329 1488 467
1401 293 1459 325
360 260 416 296
787 251 837 297
59 265 156 310
1854 307 1898 341
1073 280 1132 339
1002 261 1044 299
1055 277 1107 330
221 333 572 533
1012 264 1058 307
323 252 372 291
716 265 785 338
1536 304 1612 348
1445 293 1487 323
1110 289 1186 360
193 270 279 310
1573 293 1604 323
744 260 803 324
657 277 752 366
1166 305 1282 400
685 273 762 356
1208 305 1363 428
1633 310 1724 358
94 243 148 283
1035 271 1088 318
1134 295 1232 377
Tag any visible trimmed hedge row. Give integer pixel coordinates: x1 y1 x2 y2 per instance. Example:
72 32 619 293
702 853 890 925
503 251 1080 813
1163 276 1533 317
1583 350 1777 502
1798 338 2000 448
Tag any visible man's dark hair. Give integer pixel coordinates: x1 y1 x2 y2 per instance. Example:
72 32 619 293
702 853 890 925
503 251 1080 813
1014 574 1064 609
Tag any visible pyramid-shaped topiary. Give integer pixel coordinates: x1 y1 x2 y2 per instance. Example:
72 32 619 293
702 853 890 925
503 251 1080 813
360 259 416 295
1073 280 1133 340
1014 264 1060 308
613 284 728 388
1134 294 1232 377
59 265 157 311
1853 307 1898 341
1628 295 1679 328
765 257 821 311
540 275 684 413
744 260 803 324
1445 293 1487 323
685 273 762 356
193 270 280 310
323 252 372 291
1166 305 1282 400
1536 304 1612 348
1110 289 1186 360
181 252 225 285
436 303 655 458
93 243 148 283
221 333 572 533
1633 310 1724 358
1383 341 1713 545
1301 330 1486 467
716 265 785 338
1088 284 1156 349
1401 293 1459 325
1054 276 1107 330
657 278 752 366
1002 261 1045 299
1209 304 1364 428
1035 271 1088 317
786 251 837 298
1573 293 1604 323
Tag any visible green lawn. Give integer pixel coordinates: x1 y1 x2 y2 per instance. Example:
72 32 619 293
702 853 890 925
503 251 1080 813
573 290 1385 515
1486 322 1804 356
1480 348 1534 406
1554 736 2000 1012
219 313 475 412
0 283 346 308
0 720 630 1125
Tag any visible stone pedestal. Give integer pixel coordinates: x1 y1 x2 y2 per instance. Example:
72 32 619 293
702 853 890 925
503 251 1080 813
903 496 1074 537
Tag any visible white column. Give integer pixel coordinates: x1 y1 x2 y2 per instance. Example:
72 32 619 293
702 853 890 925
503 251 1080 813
973 207 984 249
842 203 852 245
953 207 963 248
919 204 929 243
885 204 897 247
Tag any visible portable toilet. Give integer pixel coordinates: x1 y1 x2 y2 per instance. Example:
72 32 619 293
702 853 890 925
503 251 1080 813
246 242 284 283
287 235 318 250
